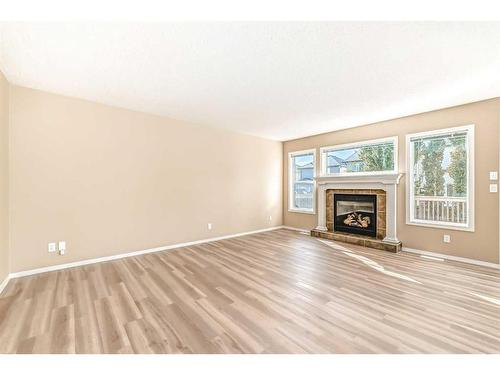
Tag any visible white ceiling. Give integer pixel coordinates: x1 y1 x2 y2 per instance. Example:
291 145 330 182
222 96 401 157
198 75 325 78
1 22 500 141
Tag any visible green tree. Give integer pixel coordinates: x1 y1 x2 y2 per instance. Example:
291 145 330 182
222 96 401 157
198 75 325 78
448 137 467 196
421 139 446 196
412 141 425 195
358 144 394 172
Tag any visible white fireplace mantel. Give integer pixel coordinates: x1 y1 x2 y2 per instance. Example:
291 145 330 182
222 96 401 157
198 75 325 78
314 173 404 244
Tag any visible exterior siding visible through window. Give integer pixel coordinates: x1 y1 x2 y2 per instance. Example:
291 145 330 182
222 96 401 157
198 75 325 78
289 149 316 213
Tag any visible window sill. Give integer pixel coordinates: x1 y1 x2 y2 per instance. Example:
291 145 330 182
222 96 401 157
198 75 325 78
288 208 316 215
406 220 474 232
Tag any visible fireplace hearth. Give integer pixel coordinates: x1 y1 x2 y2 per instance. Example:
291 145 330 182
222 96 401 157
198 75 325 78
334 193 377 237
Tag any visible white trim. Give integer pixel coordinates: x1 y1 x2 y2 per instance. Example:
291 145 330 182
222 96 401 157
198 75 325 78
0 274 11 296
288 148 317 214
8 226 283 279
287 208 316 215
405 219 470 231
420 255 445 261
315 172 403 185
320 136 398 177
406 124 475 232
288 149 316 157
403 246 500 270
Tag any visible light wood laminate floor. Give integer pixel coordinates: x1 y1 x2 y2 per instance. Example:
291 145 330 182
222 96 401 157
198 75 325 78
1 229 499 353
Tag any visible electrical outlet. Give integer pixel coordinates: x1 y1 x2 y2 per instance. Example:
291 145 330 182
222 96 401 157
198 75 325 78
443 235 451 243
490 171 498 181
48 242 56 253
490 184 498 193
207 223 212 230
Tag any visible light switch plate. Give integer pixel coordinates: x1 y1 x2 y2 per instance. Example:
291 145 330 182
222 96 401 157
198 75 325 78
48 242 56 252
490 171 498 181
58 241 66 251
443 235 451 243
490 184 498 193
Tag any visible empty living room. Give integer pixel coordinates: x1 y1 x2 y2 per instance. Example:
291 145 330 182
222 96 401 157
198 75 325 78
0 2 500 373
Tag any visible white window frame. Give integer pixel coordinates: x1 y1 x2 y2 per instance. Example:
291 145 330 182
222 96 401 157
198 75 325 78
320 136 399 177
406 124 475 232
288 148 316 214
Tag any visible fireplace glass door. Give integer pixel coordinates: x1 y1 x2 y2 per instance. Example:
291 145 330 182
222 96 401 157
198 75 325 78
334 194 377 237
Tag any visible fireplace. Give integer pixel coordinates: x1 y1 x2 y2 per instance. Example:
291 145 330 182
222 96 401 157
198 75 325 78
311 173 403 252
334 193 377 237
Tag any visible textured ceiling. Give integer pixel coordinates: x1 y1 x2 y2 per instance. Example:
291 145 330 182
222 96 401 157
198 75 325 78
1 22 500 141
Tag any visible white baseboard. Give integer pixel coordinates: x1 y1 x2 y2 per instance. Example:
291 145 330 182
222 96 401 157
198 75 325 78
0 274 10 296
402 247 500 270
8 226 284 279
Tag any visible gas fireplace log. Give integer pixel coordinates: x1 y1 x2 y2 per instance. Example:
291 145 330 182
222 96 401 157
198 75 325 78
343 212 371 228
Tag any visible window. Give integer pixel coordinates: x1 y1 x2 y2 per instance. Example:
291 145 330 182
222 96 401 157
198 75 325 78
289 149 316 213
406 125 474 231
320 137 398 176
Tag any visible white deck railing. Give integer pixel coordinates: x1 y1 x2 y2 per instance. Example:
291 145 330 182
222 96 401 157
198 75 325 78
294 194 313 210
414 196 467 224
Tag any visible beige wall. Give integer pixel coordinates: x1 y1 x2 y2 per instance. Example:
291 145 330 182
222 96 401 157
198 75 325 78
9 86 283 272
0 72 9 281
284 98 500 264
5 83 500 271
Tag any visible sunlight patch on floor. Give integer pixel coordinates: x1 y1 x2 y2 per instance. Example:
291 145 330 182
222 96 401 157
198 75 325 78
468 292 500 306
342 251 422 284
316 238 421 284
317 239 353 253
420 255 445 261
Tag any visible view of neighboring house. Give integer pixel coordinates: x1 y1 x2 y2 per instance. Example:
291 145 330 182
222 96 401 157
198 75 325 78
327 150 362 174
296 161 314 181
293 161 315 209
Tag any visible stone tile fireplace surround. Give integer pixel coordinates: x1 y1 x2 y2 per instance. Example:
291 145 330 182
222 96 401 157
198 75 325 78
328 189 385 238
311 173 404 253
